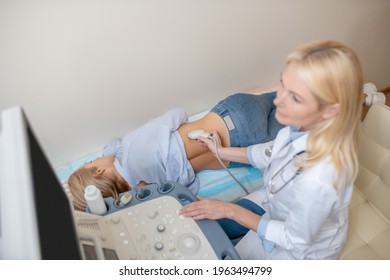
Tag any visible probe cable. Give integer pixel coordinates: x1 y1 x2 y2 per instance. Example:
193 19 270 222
208 136 250 195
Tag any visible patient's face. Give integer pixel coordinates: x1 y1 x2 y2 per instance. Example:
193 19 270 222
84 155 115 172
83 155 131 191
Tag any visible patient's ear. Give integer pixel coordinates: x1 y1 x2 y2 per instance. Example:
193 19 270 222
94 167 105 176
322 104 340 120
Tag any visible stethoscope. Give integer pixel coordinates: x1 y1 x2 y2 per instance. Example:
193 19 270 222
265 145 306 195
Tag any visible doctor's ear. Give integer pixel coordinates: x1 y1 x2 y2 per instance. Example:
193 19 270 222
322 104 340 120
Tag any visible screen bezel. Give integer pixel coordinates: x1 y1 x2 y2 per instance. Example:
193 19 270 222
0 106 81 259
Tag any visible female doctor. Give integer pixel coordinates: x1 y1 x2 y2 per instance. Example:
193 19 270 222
179 40 364 259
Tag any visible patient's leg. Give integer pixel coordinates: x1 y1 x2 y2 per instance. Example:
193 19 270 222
189 151 229 172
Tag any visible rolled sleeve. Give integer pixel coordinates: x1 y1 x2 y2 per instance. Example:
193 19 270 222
247 141 273 169
247 146 256 166
257 218 275 252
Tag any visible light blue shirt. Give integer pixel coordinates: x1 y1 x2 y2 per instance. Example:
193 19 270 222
102 108 199 194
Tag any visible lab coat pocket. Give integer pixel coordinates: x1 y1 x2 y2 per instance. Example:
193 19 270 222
315 224 345 249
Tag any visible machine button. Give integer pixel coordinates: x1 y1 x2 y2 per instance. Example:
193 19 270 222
148 210 158 219
155 242 164 251
157 224 165 232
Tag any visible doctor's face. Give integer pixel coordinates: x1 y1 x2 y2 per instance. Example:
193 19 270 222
274 63 325 131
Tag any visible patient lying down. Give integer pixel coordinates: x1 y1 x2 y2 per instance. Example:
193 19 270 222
68 92 283 211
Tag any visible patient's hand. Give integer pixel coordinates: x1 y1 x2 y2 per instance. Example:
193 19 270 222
137 180 151 187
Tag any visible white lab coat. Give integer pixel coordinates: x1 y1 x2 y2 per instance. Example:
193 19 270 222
235 126 353 259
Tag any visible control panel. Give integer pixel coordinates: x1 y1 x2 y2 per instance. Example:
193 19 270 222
75 182 240 260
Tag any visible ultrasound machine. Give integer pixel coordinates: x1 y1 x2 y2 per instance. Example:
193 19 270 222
0 106 239 260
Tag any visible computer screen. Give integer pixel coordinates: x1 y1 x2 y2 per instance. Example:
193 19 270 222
0 106 81 259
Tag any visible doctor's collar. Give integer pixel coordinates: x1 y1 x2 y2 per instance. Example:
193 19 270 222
289 126 306 142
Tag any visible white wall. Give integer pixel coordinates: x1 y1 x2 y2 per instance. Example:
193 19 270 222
1 0 389 167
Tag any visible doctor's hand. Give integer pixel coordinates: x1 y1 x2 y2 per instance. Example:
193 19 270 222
197 130 222 156
179 197 234 220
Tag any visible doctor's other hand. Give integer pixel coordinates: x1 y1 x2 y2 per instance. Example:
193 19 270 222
179 197 233 220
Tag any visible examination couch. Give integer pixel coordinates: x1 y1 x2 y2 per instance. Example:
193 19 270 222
338 103 390 259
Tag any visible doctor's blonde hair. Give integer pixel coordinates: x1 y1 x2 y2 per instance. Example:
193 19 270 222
287 40 363 190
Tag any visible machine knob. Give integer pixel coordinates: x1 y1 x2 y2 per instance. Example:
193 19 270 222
157 224 166 232
178 234 200 254
155 242 164 251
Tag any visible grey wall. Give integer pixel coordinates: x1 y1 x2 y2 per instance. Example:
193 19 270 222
1 0 389 167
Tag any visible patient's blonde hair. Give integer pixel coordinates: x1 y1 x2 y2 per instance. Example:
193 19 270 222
287 40 363 189
68 166 129 211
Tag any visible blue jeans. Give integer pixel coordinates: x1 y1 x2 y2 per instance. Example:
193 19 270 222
210 92 284 168
217 198 265 245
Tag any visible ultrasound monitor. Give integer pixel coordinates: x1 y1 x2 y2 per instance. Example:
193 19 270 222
0 106 81 259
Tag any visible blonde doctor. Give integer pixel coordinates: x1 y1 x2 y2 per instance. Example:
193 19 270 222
179 40 363 259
